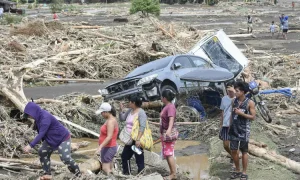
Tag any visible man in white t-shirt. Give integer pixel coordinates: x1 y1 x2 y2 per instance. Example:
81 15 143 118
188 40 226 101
0 7 4 19
220 84 236 169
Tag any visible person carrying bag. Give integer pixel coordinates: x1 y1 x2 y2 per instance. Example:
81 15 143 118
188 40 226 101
119 95 152 175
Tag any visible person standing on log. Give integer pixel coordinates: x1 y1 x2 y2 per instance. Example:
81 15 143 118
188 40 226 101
95 102 119 176
160 90 177 180
22 102 81 180
229 82 256 180
219 84 236 172
119 95 147 175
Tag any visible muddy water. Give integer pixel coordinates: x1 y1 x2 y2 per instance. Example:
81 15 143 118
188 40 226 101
21 138 209 180
153 140 209 180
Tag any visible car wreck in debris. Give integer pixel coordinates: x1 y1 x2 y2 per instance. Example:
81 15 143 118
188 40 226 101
99 30 248 101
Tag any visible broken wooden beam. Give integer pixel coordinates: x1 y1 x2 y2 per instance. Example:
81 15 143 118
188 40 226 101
228 33 256 38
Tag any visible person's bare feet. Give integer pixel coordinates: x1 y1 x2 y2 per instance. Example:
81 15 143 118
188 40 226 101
40 175 52 180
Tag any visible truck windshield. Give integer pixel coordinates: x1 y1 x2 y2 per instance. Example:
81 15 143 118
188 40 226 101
202 38 243 76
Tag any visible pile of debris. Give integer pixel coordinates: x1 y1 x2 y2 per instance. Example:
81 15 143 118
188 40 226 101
0 13 207 86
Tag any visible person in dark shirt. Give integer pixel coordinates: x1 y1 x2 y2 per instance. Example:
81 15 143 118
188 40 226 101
229 82 256 180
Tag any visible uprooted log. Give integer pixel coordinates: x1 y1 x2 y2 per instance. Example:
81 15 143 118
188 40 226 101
79 146 170 174
249 139 268 148
249 144 300 174
142 101 163 109
0 59 45 121
71 141 90 152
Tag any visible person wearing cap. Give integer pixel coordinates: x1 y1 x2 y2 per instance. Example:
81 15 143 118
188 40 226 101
119 95 147 175
22 102 81 180
96 102 119 176
219 84 236 172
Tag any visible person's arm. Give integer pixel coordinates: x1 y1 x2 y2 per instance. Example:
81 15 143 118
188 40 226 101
99 120 115 149
119 109 131 121
235 100 256 120
135 110 147 147
29 119 51 148
220 111 224 128
165 105 176 136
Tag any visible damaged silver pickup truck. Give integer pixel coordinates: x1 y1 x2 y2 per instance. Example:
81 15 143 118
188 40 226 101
99 30 248 101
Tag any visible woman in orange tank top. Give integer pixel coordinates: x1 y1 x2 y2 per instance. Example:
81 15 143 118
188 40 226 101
95 102 119 176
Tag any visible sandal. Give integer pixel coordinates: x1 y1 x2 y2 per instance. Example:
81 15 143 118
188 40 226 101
230 166 236 173
230 172 241 179
240 174 248 180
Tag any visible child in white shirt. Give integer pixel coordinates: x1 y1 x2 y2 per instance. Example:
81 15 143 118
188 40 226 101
270 21 276 37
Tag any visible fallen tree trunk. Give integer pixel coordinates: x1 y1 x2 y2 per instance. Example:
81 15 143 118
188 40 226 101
79 146 170 174
249 139 268 148
79 156 101 174
142 101 163 109
249 144 300 174
54 115 100 137
34 98 66 104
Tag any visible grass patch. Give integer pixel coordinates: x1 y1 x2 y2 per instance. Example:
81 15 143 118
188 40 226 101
0 14 23 25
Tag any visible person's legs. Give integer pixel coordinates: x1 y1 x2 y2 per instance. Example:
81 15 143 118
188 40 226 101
121 145 134 174
162 140 176 179
101 146 117 175
224 140 231 155
134 148 145 173
242 152 248 174
231 149 240 171
230 141 242 179
239 141 249 176
102 163 112 175
166 156 176 179
57 139 81 176
38 141 54 177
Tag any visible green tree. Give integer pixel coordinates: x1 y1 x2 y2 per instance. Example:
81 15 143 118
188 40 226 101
50 0 64 13
130 0 160 17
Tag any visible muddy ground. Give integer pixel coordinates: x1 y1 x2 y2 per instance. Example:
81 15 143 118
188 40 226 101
3 0 300 179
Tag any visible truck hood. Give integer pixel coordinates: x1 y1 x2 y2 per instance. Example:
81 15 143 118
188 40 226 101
105 68 164 89
188 29 248 78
